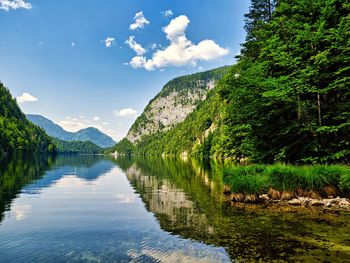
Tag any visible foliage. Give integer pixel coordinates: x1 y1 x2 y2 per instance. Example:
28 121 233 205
224 164 350 194
127 66 230 140
53 138 102 154
219 0 350 164
0 83 56 155
106 138 135 155
113 0 350 165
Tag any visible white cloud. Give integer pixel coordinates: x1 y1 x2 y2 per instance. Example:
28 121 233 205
128 15 229 71
164 15 189 42
114 108 137 117
125 36 146 56
130 11 150 31
16 92 38 104
149 43 157 50
162 9 173 18
130 55 147 69
58 119 87 132
71 42 76 47
0 0 31 11
93 116 100 121
104 36 116 48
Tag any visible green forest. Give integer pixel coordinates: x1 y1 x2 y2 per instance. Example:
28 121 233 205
53 138 102 154
0 82 56 157
112 0 350 165
0 82 105 157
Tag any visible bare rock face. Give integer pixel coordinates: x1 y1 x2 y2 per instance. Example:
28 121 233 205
126 67 228 144
127 87 210 143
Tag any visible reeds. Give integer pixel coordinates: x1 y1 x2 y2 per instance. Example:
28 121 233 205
224 164 350 196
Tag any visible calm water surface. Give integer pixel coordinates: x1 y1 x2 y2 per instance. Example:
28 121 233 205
0 155 349 262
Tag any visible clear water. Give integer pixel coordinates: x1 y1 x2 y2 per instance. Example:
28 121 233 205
0 155 349 262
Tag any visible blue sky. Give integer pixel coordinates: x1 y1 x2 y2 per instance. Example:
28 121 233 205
0 0 250 141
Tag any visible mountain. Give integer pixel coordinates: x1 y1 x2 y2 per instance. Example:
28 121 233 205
74 127 115 148
27 114 72 141
126 66 230 143
111 0 350 164
52 138 102 154
27 114 116 148
0 83 56 156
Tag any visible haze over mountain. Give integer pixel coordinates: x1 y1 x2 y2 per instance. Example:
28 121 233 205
27 114 116 148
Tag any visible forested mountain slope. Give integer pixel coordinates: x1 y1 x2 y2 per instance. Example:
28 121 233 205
53 138 102 154
126 67 230 143
0 83 56 156
112 0 350 164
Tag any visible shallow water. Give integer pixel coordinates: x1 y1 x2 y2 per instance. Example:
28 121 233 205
0 155 349 262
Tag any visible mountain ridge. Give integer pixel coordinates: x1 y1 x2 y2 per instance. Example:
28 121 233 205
27 114 116 148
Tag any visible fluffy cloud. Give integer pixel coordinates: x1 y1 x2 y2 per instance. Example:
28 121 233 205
162 9 173 18
114 108 137 117
16 92 38 104
0 0 31 11
129 15 229 71
104 37 116 48
130 11 150 30
125 36 146 56
163 15 189 42
93 116 100 121
130 55 147 69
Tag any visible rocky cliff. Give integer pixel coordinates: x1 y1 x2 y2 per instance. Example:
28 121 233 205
126 67 229 144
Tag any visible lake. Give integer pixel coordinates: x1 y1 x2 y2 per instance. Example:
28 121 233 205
0 155 349 262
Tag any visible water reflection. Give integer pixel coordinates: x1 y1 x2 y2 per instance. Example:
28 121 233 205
22 155 116 195
0 155 55 222
116 156 350 262
0 155 231 263
0 155 349 262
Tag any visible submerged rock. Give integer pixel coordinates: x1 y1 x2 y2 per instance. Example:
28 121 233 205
259 194 270 202
339 199 350 209
310 200 324 206
281 191 295 201
268 188 281 200
244 194 259 203
223 185 231 195
323 186 338 198
231 193 244 202
288 199 301 206
227 190 350 211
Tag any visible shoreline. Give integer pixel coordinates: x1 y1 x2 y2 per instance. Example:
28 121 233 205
224 189 350 211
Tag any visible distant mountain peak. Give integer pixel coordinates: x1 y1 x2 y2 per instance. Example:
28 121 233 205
27 114 116 148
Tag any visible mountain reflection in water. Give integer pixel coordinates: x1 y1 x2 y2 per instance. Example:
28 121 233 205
0 155 349 262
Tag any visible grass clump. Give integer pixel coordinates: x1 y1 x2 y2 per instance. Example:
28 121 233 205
223 165 269 194
223 164 350 196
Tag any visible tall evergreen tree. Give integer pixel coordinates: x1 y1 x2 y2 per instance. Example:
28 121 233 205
242 0 278 59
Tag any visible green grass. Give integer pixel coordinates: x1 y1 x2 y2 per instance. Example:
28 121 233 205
224 164 350 195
